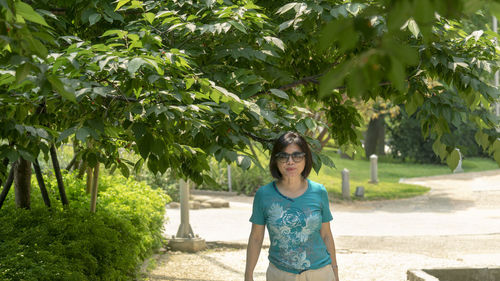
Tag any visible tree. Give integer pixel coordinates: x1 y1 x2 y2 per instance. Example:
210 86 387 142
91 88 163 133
1 0 500 210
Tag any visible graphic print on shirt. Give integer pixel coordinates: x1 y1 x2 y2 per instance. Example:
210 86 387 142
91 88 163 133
267 202 321 270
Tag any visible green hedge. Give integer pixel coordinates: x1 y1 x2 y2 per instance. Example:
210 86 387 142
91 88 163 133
0 172 170 281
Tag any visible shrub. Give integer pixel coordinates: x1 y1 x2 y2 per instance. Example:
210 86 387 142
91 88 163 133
0 172 170 281
387 109 492 164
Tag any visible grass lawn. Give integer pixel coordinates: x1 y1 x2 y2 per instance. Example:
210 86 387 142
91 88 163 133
308 147 499 200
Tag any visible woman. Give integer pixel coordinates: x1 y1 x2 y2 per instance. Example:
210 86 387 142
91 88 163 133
245 132 340 281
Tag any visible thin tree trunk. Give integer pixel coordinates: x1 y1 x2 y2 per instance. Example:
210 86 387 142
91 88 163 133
77 161 87 179
0 158 9 187
14 158 31 209
90 164 99 213
317 127 331 151
50 145 69 206
86 167 93 193
0 165 15 209
33 159 51 208
65 154 78 171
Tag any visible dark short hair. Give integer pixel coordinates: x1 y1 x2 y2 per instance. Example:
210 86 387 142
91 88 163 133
269 132 313 179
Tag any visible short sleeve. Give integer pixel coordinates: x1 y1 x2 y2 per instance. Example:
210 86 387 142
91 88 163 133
249 188 266 225
320 185 333 223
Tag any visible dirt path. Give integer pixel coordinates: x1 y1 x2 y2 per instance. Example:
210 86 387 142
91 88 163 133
146 170 500 281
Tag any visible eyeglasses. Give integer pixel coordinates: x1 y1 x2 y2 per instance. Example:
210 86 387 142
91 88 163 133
275 152 306 163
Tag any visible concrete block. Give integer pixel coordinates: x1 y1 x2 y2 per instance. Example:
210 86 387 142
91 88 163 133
168 202 180 208
168 237 206 253
206 198 230 208
407 269 439 281
189 200 201 209
200 202 212 208
191 195 212 203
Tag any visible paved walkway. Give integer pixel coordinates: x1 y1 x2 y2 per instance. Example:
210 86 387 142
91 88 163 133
148 169 500 281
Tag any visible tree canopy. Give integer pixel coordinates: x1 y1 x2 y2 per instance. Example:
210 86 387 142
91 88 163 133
1 0 499 187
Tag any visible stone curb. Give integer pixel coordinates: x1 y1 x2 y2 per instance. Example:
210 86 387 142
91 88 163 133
400 169 500 182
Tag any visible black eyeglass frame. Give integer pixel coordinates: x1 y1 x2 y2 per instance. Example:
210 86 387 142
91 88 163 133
275 152 306 163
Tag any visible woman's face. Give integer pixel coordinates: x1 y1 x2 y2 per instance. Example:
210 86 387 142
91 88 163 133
276 143 306 179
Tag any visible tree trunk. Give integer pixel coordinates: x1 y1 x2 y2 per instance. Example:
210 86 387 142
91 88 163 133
86 166 93 193
65 154 77 171
50 145 69 206
0 165 15 209
90 164 99 213
77 161 87 179
14 158 31 209
317 127 331 151
364 115 386 159
33 159 51 208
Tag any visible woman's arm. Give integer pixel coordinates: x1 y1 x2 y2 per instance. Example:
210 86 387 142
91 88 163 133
320 222 340 281
245 223 265 281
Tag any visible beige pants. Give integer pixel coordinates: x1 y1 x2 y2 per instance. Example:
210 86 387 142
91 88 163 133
266 263 336 281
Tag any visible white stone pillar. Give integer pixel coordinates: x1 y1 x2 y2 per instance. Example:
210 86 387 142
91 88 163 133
341 168 350 200
227 165 232 192
370 154 378 184
176 179 194 238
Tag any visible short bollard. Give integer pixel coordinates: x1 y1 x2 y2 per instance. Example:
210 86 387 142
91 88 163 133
341 168 350 200
370 154 378 184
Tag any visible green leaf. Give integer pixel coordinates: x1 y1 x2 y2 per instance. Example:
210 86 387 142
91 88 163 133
269 89 289 100
76 127 90 142
138 133 154 159
18 150 36 163
318 153 335 168
279 19 294 32
237 155 251 170
57 127 76 143
432 139 447 161
319 61 350 98
185 78 195 90
128 58 146 74
405 95 418 116
88 13 101 26
15 63 30 84
494 150 500 166
276 3 297 15
206 0 215 8
15 2 49 27
47 75 76 103
119 162 130 178
407 19 420 38
134 158 144 174
144 12 155 24
228 20 247 34
115 0 131 11
446 148 460 171
389 58 406 92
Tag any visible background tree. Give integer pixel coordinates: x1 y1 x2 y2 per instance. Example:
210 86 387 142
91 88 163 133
1 0 500 210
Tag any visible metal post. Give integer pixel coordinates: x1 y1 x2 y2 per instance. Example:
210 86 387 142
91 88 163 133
341 168 350 200
176 179 194 238
370 154 379 184
227 165 232 192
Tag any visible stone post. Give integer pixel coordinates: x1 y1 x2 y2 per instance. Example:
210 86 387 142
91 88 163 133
227 165 232 192
370 154 378 184
170 179 206 252
176 179 194 238
341 168 350 200
453 149 464 174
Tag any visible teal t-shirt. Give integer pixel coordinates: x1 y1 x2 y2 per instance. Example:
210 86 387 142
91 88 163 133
250 179 333 274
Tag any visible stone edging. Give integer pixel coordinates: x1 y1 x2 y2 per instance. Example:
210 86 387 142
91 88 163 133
400 169 500 182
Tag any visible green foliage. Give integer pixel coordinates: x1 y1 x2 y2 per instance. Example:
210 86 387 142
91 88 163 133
0 172 170 281
388 109 497 164
0 0 499 194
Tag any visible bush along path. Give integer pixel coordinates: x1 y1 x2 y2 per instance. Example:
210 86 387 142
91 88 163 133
0 172 170 281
